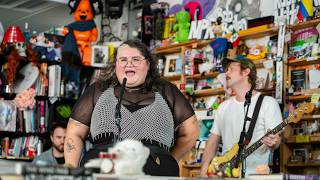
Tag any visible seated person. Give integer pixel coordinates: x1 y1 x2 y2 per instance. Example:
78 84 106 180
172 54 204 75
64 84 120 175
32 122 67 165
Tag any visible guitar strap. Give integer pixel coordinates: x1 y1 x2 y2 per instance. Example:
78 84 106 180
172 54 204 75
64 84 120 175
245 94 265 144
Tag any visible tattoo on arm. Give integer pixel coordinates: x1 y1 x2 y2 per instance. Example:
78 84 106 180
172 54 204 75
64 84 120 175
66 138 76 153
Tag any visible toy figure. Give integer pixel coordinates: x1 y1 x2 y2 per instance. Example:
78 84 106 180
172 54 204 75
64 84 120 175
173 11 190 43
1 26 25 91
63 0 103 66
109 139 150 175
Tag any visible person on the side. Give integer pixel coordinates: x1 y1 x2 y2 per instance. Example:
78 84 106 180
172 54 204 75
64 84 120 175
200 56 282 177
33 122 67 165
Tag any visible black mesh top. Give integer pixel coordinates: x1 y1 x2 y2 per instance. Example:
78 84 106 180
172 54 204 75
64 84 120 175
71 80 195 129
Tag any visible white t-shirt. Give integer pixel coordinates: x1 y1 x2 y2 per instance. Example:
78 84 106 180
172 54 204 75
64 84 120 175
210 92 282 175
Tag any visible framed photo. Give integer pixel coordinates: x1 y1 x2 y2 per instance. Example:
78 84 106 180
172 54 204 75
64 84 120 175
293 148 309 162
91 45 109 67
164 54 182 76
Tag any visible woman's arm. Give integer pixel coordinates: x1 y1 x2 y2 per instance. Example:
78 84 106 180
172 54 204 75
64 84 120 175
64 118 89 167
171 115 199 161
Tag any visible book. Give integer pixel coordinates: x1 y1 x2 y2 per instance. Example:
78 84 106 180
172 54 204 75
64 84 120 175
48 65 61 97
308 69 320 89
22 164 95 176
291 69 306 92
283 174 319 180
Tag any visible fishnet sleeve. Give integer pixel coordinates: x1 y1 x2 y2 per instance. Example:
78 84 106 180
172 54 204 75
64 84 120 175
161 81 195 128
70 82 104 126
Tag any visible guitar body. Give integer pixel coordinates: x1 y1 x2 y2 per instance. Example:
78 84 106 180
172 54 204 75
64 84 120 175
208 143 240 177
207 103 314 178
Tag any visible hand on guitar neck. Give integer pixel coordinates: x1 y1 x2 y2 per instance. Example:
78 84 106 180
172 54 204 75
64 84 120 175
261 128 281 150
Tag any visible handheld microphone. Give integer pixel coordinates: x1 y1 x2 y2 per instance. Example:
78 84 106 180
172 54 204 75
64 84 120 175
115 77 127 141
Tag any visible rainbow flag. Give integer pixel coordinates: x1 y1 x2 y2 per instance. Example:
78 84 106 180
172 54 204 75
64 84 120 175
297 0 314 21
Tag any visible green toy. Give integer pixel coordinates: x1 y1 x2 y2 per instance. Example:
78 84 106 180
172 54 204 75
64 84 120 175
173 11 190 43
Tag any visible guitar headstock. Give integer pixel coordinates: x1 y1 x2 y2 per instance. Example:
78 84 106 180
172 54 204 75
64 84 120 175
287 103 315 124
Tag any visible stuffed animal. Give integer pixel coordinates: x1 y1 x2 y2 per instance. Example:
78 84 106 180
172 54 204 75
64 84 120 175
108 139 150 175
173 11 190 43
63 0 103 66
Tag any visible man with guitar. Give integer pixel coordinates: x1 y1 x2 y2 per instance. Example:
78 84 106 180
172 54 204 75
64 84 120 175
200 56 283 177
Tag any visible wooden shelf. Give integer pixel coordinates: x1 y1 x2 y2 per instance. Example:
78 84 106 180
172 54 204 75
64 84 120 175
257 88 275 95
285 135 320 143
287 58 320 66
155 40 211 54
0 131 49 138
285 162 320 167
0 156 33 161
0 92 16 100
194 87 225 97
287 95 311 101
301 114 320 120
289 18 320 31
185 71 219 80
238 26 279 39
162 75 181 81
182 163 202 168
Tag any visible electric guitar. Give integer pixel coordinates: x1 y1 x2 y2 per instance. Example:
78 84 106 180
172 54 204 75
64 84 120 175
207 103 315 178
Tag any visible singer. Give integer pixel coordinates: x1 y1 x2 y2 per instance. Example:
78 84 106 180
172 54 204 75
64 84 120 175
200 56 282 177
65 40 199 176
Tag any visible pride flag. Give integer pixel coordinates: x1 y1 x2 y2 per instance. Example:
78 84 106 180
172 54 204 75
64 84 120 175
297 0 314 21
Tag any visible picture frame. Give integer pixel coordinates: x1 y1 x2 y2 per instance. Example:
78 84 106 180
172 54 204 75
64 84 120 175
293 148 309 162
164 54 182 76
91 45 109 67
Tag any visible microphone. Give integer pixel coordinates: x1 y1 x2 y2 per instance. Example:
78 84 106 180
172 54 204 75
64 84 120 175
115 77 127 141
118 77 127 105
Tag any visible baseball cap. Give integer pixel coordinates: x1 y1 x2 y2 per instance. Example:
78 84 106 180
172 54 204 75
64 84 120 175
222 55 256 74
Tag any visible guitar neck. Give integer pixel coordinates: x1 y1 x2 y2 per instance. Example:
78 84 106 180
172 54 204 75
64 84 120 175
244 120 287 159
228 120 288 169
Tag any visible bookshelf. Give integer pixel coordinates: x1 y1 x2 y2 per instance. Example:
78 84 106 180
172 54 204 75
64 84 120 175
280 18 320 175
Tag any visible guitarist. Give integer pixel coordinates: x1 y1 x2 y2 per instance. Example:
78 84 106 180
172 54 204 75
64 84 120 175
200 56 282 177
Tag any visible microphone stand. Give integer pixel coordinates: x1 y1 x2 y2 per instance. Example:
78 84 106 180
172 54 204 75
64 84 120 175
235 88 252 178
115 78 127 142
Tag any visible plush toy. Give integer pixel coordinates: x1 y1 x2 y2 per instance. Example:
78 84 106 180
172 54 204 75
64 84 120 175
108 139 150 175
30 34 60 61
63 0 103 66
173 11 190 43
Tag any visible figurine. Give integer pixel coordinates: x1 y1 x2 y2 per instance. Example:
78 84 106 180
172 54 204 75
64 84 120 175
63 0 103 66
173 10 190 43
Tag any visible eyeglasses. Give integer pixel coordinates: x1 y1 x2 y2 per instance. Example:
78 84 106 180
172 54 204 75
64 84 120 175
116 56 146 67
